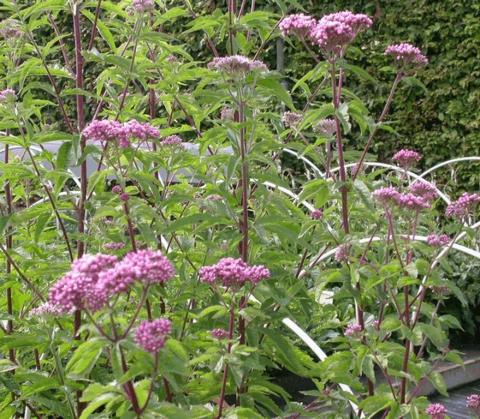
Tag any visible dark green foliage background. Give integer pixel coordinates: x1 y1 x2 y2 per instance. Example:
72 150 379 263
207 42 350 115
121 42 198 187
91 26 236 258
283 0 480 190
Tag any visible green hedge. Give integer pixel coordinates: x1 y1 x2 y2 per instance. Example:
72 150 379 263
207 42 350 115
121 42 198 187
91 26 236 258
283 0 480 190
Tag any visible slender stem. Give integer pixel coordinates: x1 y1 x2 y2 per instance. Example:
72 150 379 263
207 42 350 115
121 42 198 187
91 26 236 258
116 19 142 120
182 0 219 56
330 62 349 234
252 18 281 61
72 7 88 414
239 100 249 262
91 31 136 119
4 144 15 363
73 0 88 343
399 210 419 403
246 0 257 42
295 250 309 279
83 310 114 341
217 301 235 419
237 0 247 16
163 377 173 402
399 286 410 403
228 0 235 54
370 351 398 401
25 32 74 132
34 349 41 369
24 146 74 262
385 208 405 270
119 346 142 415
353 72 403 181
410 231 459 328
148 22 159 181
236 96 249 400
300 36 320 63
139 353 159 413
360 226 379 263
0 243 45 302
47 13 74 75
121 286 149 339
87 0 103 50
122 202 138 252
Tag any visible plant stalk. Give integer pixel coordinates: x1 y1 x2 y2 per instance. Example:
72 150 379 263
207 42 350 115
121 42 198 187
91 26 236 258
4 144 15 364
217 302 235 419
330 62 349 234
353 72 402 180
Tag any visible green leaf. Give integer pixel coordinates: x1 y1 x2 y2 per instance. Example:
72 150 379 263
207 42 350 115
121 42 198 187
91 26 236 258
428 371 448 396
224 407 264 419
359 394 394 416
82 9 117 52
0 359 18 373
416 323 448 349
80 393 119 419
158 7 188 24
66 339 106 377
56 141 73 170
257 77 295 110
34 212 52 242
0 215 11 237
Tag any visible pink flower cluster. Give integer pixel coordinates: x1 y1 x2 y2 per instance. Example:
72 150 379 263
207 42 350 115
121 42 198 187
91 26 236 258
279 13 317 37
83 119 160 148
373 186 400 205
206 194 223 202
345 322 362 337
112 185 129 201
0 20 22 39
135 318 171 353
31 302 63 317
311 208 323 220
211 328 229 340
208 55 268 75
445 192 480 219
160 135 183 146
0 88 16 103
392 149 422 168
395 192 430 211
467 394 480 414
409 181 438 202
425 403 447 419
99 250 175 295
310 11 372 57
335 244 350 262
467 394 480 408
49 254 118 313
199 257 270 287
314 118 337 135
373 186 430 211
427 234 450 247
112 185 122 194
48 251 174 313
121 249 175 284
132 0 154 13
282 111 302 127
104 242 125 251
220 107 235 121
385 43 428 67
